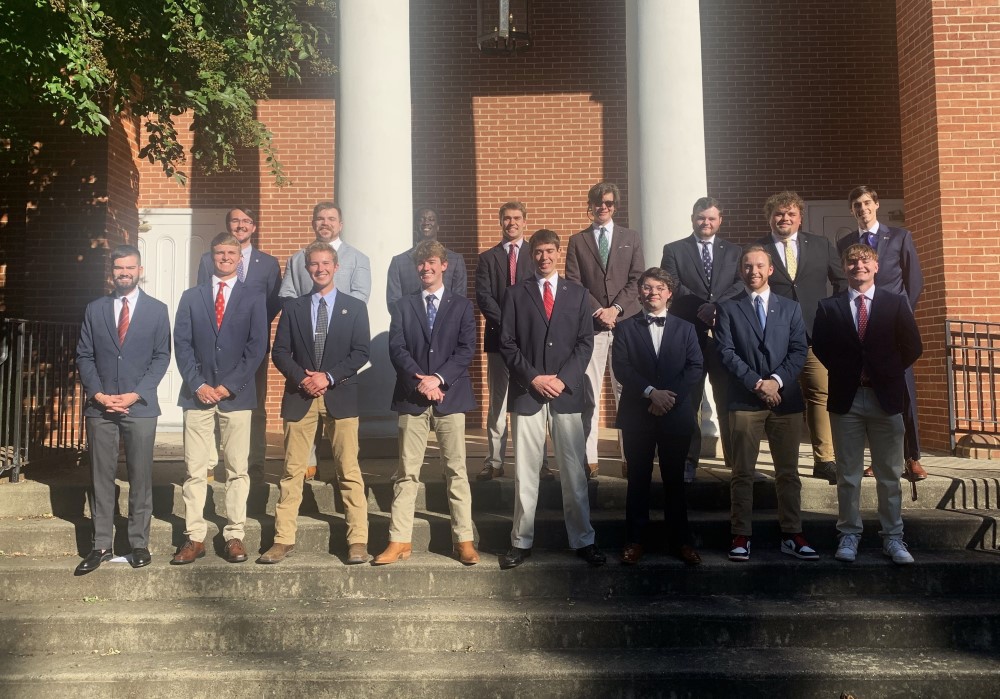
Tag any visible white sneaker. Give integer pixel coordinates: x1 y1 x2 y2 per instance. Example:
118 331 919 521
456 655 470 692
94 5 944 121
835 534 861 562
883 539 914 565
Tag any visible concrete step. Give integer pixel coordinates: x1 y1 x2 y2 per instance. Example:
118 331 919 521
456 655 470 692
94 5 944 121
1 648 998 698
3 550 999 603
2 595 997 655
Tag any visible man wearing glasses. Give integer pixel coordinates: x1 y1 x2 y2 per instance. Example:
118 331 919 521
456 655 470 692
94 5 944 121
565 182 645 478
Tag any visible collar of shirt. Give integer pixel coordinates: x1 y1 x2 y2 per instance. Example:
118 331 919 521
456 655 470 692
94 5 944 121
329 238 343 252
502 239 522 255
211 275 236 308
421 287 444 305
240 245 253 268
859 223 879 238
593 220 615 239
114 287 140 317
693 233 716 246
848 286 875 303
646 309 668 319
535 272 559 299
771 231 799 246
749 289 771 308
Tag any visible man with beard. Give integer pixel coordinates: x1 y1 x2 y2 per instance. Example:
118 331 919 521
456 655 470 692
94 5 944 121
385 207 467 313
75 245 171 574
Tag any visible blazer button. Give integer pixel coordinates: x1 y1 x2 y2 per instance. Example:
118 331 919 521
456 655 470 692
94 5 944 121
430 349 434 353
548 342 553 346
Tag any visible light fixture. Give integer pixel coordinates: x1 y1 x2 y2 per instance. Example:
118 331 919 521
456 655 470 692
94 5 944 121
477 0 532 55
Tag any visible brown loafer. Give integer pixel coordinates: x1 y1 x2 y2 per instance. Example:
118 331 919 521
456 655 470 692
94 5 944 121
677 544 702 567
540 465 556 481
256 543 294 564
904 458 928 481
170 539 205 565
223 538 248 563
863 466 874 478
453 541 480 565
372 542 412 565
587 463 599 480
476 465 503 481
346 543 369 564
620 543 643 565
305 466 317 480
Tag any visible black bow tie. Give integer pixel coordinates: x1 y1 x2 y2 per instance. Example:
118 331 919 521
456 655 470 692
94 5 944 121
645 315 666 327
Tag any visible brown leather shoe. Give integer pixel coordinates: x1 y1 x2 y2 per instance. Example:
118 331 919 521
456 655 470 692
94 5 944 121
620 543 643 565
904 458 928 481
587 463 599 479
305 466 317 480
677 544 702 566
453 541 480 565
476 465 503 481
372 542 412 565
257 543 294 564
224 538 248 563
170 539 205 565
863 466 874 478
540 465 556 481
346 543 369 564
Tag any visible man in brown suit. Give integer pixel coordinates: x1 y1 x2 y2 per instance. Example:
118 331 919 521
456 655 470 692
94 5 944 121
565 182 645 477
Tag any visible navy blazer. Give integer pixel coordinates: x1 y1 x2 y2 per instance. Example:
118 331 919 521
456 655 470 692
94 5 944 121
836 224 924 309
271 291 370 420
714 291 808 414
499 276 595 415
812 288 923 416
474 240 536 353
660 234 744 341
755 231 847 338
612 313 703 435
76 290 172 418
198 248 282 323
386 246 468 314
173 281 268 411
388 289 477 416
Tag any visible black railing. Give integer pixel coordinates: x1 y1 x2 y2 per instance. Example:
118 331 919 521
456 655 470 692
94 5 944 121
0 318 86 482
946 319 1000 455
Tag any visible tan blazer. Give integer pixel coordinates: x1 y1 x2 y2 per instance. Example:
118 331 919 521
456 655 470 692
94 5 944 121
564 224 645 328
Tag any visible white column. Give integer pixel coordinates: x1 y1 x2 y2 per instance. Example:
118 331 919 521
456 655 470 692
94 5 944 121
626 0 708 255
337 1 413 437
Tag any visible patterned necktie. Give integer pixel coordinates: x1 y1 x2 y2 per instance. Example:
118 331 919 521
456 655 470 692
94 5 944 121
315 297 328 366
426 294 437 331
543 281 554 320
701 241 713 282
117 297 130 344
783 239 798 279
508 243 517 286
598 227 610 267
237 256 246 283
755 295 766 331
865 231 878 249
645 315 666 327
856 294 868 340
215 282 226 329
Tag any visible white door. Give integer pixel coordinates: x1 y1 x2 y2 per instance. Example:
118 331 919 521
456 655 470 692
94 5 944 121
138 208 228 430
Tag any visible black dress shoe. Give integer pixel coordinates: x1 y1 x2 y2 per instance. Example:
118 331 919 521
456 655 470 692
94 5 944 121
575 544 607 567
812 460 838 485
130 548 152 569
499 547 531 570
75 549 113 575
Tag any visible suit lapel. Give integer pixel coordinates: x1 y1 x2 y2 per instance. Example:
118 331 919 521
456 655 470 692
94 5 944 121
433 289 457 336
633 316 658 363
765 239 793 284
492 244 509 286
220 283 245 332
410 292 432 342
738 293 765 342
837 294 862 346
525 278 549 325
200 284 219 336
103 296 121 349
294 295 317 369
686 237 710 291
580 227 604 271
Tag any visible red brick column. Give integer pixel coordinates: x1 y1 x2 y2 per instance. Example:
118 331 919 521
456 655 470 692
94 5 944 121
897 0 1000 452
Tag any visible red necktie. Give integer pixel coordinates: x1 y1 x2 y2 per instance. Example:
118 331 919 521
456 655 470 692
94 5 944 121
215 282 227 329
117 297 129 344
856 294 868 340
543 280 554 320
508 243 517 286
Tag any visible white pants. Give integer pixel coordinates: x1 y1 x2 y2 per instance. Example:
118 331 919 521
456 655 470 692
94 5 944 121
584 329 623 464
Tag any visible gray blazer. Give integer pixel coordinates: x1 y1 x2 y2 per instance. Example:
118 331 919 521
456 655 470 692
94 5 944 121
279 239 372 304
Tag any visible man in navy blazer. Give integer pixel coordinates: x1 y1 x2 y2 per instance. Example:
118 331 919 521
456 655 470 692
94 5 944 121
715 246 817 563
473 201 546 481
612 268 704 566
838 186 927 481
196 207 282 479
172 233 268 565
498 229 605 569
660 197 744 477
385 207 468 314
374 240 479 566
75 244 171 574
259 241 371 565
756 191 847 485
812 243 923 565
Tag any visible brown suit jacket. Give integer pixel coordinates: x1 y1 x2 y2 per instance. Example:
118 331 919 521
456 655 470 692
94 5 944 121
565 223 645 329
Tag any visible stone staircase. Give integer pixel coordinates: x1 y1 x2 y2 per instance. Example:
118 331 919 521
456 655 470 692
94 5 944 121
0 434 999 697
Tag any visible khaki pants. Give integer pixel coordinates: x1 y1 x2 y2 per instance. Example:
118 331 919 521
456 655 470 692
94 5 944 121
390 409 473 543
274 398 368 546
800 347 834 463
729 409 803 536
182 407 252 542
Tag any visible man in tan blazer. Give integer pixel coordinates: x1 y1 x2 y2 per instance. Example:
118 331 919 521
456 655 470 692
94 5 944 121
565 182 645 477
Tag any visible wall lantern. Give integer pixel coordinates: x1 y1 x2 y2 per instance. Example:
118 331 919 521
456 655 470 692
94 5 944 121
477 0 532 55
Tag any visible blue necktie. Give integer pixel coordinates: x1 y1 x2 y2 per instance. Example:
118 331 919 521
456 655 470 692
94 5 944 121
755 296 766 331
426 294 437 331
865 231 878 249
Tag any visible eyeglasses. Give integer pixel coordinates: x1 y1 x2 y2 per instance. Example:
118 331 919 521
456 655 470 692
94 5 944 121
593 200 616 210
228 218 254 226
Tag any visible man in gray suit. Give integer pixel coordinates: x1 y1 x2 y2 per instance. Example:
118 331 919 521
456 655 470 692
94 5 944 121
75 244 171 574
385 207 467 314
280 202 372 304
565 182 645 478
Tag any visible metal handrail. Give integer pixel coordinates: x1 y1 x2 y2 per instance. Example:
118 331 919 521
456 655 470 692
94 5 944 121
946 319 1000 455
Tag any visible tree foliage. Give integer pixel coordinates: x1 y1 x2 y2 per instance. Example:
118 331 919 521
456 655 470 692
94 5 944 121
0 0 336 185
